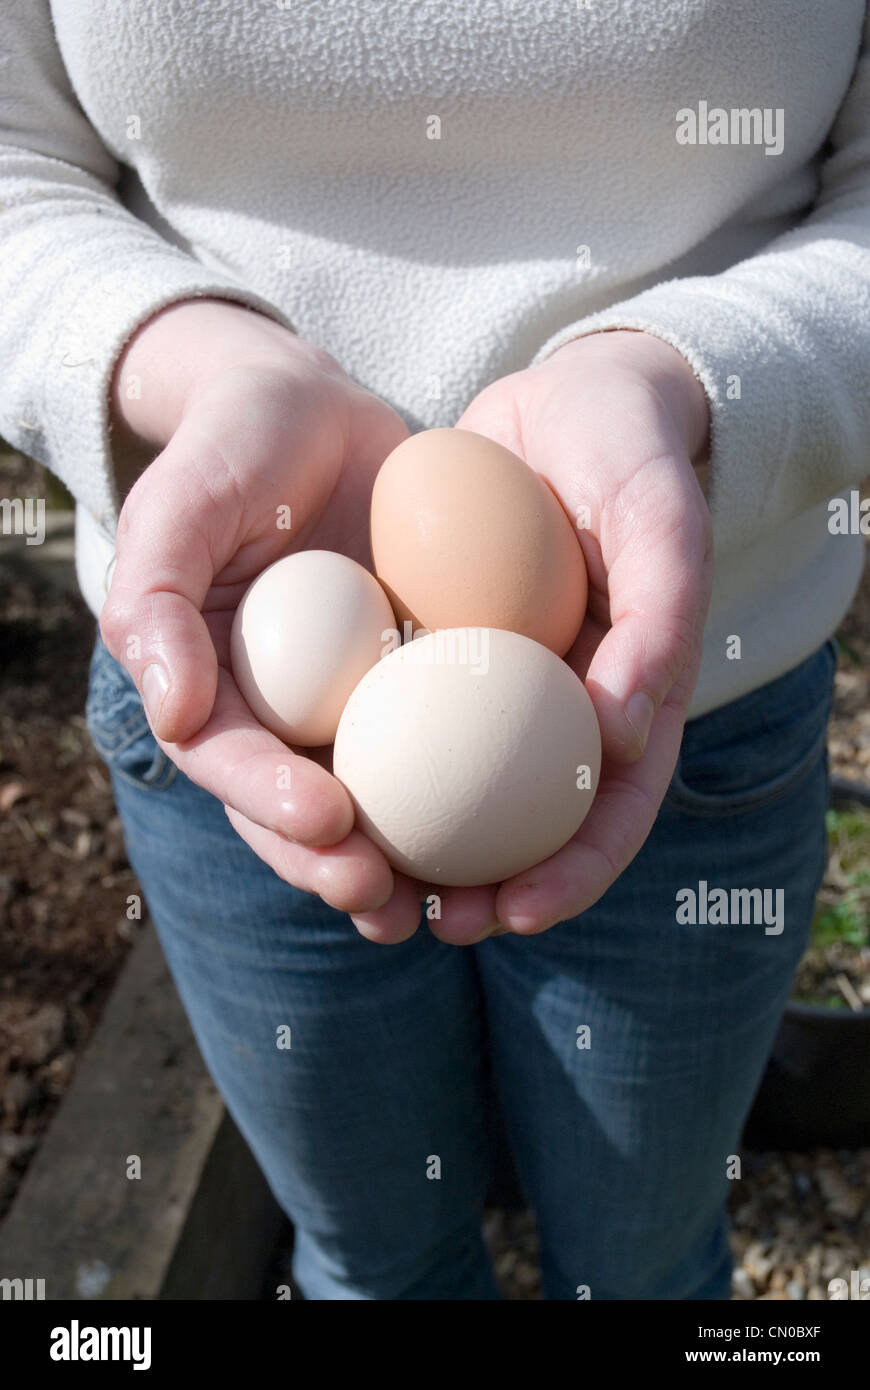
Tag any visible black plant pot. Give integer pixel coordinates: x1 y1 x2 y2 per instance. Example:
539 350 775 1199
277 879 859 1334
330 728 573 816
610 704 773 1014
742 777 870 1151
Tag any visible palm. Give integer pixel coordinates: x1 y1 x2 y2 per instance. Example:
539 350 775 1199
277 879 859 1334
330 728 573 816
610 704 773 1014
427 348 713 938
105 360 422 936
180 368 410 670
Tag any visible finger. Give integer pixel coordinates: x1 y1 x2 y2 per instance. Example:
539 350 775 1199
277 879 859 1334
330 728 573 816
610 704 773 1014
100 415 245 742
349 873 425 944
225 805 395 916
425 885 501 946
354 881 503 946
158 667 354 846
495 676 691 932
585 455 712 763
97 433 232 745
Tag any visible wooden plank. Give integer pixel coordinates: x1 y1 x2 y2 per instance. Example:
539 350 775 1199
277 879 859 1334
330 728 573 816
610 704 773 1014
0 923 284 1299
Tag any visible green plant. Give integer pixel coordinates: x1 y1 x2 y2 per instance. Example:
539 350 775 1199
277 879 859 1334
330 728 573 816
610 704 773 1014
793 802 870 1007
810 805 870 950
834 631 863 667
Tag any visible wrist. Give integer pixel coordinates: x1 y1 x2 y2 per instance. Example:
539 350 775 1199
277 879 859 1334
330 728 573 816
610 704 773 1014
545 329 711 467
109 298 302 451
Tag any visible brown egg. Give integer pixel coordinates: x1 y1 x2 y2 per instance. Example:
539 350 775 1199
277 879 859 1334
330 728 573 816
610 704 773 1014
369 428 587 656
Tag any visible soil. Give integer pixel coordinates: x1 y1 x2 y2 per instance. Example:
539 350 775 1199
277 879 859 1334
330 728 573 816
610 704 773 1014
0 453 140 1217
829 568 870 784
1 449 868 1298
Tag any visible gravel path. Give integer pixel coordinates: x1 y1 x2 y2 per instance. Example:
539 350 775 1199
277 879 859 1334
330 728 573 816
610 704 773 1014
484 1147 870 1300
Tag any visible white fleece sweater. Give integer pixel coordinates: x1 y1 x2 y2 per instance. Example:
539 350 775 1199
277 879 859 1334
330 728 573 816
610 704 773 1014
1 0 868 718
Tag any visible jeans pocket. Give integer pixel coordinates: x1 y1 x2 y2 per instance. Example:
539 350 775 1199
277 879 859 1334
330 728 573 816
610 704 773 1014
85 636 177 793
665 639 836 819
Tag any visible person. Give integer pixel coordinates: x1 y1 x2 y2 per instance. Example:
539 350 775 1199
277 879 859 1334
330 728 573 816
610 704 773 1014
1 1 867 1300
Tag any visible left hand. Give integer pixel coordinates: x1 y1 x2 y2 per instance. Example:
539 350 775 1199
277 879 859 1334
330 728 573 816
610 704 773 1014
353 330 713 943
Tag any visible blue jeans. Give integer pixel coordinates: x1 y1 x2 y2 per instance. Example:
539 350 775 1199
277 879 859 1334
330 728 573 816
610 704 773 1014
85 633 835 1300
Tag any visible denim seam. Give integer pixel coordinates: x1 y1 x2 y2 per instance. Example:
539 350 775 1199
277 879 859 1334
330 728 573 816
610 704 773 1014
86 706 151 757
110 754 178 794
87 701 178 793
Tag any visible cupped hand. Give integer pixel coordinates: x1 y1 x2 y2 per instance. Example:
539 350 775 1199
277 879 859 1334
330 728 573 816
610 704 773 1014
101 300 427 939
421 329 714 944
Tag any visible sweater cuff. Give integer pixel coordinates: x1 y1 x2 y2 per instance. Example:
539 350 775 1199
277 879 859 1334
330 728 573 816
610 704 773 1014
528 279 797 557
50 254 297 540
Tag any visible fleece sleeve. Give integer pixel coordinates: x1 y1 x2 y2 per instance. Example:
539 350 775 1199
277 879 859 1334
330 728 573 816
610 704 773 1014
530 7 870 558
0 1 295 532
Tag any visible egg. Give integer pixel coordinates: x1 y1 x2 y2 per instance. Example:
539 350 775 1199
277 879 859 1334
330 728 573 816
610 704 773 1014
333 627 601 886
230 550 396 746
370 428 587 656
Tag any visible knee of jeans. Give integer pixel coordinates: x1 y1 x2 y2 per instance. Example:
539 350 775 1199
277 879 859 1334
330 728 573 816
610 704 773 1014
289 1217 495 1301
541 1212 731 1301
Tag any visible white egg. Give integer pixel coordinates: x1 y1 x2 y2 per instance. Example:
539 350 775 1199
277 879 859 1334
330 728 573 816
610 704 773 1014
231 550 396 746
333 627 601 886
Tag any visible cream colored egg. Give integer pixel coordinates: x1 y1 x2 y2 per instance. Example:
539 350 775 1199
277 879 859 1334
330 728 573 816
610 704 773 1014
333 627 601 886
231 550 396 747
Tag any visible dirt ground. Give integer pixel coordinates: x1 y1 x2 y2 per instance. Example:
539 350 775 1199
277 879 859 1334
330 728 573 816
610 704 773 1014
1 450 868 1298
829 563 870 782
0 557 139 1216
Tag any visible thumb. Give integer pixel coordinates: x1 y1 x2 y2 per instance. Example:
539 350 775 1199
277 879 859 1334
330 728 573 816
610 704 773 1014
100 421 229 742
584 457 712 762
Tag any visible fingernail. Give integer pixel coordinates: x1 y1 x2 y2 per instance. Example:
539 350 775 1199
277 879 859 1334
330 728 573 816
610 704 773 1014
503 914 540 933
142 662 169 728
625 691 655 751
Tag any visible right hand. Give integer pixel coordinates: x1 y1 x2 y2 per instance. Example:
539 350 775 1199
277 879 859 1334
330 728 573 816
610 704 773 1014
101 299 427 941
